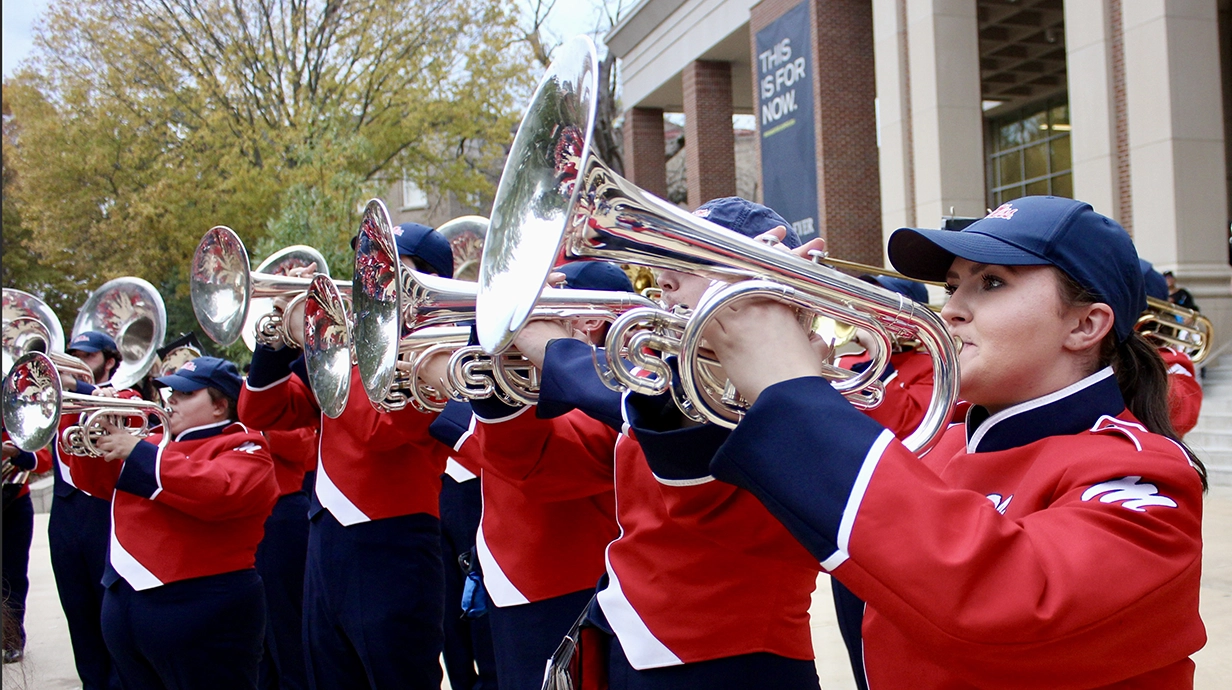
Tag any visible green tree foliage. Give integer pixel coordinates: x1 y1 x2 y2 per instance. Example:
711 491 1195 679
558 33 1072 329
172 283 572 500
5 0 534 350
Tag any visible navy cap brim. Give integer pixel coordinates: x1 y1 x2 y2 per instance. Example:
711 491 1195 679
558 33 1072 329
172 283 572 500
153 373 208 393
67 345 103 354
888 227 1052 282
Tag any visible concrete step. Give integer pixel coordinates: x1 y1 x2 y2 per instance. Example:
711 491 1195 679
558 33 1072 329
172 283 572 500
1186 430 1232 451
1195 397 1232 415
1194 447 1232 487
1203 371 1232 385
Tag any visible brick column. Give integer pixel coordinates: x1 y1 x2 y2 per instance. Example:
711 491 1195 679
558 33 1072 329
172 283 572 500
683 60 736 208
751 0 882 264
813 0 882 265
622 107 668 199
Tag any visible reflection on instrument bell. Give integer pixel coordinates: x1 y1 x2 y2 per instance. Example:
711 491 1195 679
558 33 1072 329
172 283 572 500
477 34 959 454
73 277 167 390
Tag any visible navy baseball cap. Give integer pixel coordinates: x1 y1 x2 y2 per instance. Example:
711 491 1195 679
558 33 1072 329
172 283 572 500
693 197 801 249
861 275 928 305
393 222 454 279
557 262 634 293
1139 259 1169 301
888 196 1146 342
67 331 118 354
154 356 242 400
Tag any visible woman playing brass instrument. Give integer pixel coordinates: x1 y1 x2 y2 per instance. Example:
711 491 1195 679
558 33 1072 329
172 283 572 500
697 196 1205 688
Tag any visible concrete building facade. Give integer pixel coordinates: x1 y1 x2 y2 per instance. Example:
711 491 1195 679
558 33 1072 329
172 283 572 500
607 0 1232 348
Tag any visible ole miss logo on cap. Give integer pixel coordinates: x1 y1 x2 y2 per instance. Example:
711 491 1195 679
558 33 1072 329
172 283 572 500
392 226 404 236
72 335 89 345
693 208 711 218
986 203 1019 221
181 361 197 372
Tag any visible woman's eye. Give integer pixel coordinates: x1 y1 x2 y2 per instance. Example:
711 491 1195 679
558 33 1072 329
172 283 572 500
944 283 958 296
981 274 1005 290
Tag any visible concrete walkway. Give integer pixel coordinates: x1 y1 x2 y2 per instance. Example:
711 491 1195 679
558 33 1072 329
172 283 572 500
6 487 1232 689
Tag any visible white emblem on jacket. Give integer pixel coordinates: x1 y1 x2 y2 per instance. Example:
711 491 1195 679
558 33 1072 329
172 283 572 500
232 441 261 454
986 493 1013 514
1081 476 1177 512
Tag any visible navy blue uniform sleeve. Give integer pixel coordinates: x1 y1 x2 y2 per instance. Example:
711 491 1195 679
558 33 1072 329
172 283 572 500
536 338 624 430
10 450 38 471
710 376 890 562
247 344 302 389
625 391 730 482
429 400 475 448
851 358 897 382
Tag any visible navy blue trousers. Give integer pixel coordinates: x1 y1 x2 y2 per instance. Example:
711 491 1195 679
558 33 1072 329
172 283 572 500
439 475 498 690
303 510 445 690
102 569 266 690
606 635 820 690
255 491 310 690
48 490 122 690
489 587 595 690
2 489 33 651
831 578 869 690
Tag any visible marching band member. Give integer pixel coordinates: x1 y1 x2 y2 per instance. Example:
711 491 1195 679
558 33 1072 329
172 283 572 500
1141 260 1203 436
50 330 126 689
424 261 627 690
239 222 454 690
2 436 52 664
699 196 1206 687
255 424 317 690
514 198 824 689
65 356 278 690
437 445 498 690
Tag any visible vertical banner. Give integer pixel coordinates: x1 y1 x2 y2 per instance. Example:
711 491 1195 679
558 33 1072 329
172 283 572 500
755 1 818 241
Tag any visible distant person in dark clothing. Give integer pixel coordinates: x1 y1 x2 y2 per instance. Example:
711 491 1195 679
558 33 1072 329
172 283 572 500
1163 271 1198 311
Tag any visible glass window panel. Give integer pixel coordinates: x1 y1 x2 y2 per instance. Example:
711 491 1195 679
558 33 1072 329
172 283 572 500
1051 173 1073 199
1049 102 1070 128
1005 185 1027 202
1026 179 1050 196
1022 111 1048 143
998 121 1023 150
1050 135 1071 174
1024 143 1048 180
999 150 1023 185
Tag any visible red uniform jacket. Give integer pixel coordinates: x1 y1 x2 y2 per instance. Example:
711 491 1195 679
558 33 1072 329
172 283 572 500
1160 347 1202 436
238 345 448 524
264 426 318 497
538 339 821 670
431 401 618 607
66 420 279 591
713 367 1205 688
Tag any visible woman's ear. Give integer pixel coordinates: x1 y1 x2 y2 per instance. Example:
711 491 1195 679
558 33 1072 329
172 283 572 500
211 393 230 419
1064 302 1115 353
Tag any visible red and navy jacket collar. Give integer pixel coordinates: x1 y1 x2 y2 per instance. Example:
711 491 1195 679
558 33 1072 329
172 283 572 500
172 419 241 442
965 367 1124 454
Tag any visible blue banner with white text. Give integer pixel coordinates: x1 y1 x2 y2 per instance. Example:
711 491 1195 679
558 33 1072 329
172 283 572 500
755 1 818 241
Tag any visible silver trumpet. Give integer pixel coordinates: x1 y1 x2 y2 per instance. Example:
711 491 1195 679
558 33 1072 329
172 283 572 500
190 226 350 348
476 35 959 453
73 277 167 390
1137 296 1214 364
3 352 170 457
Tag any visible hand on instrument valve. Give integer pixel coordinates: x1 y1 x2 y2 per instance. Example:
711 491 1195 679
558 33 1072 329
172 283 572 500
414 350 452 397
702 228 830 405
269 265 315 351
94 417 143 462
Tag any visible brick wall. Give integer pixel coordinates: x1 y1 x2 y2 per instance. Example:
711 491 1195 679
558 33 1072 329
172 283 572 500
683 60 737 208
751 0 883 264
1109 0 1133 235
623 107 669 199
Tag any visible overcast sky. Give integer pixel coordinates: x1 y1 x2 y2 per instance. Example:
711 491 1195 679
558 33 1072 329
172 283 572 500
2 0 613 80
3 0 50 78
